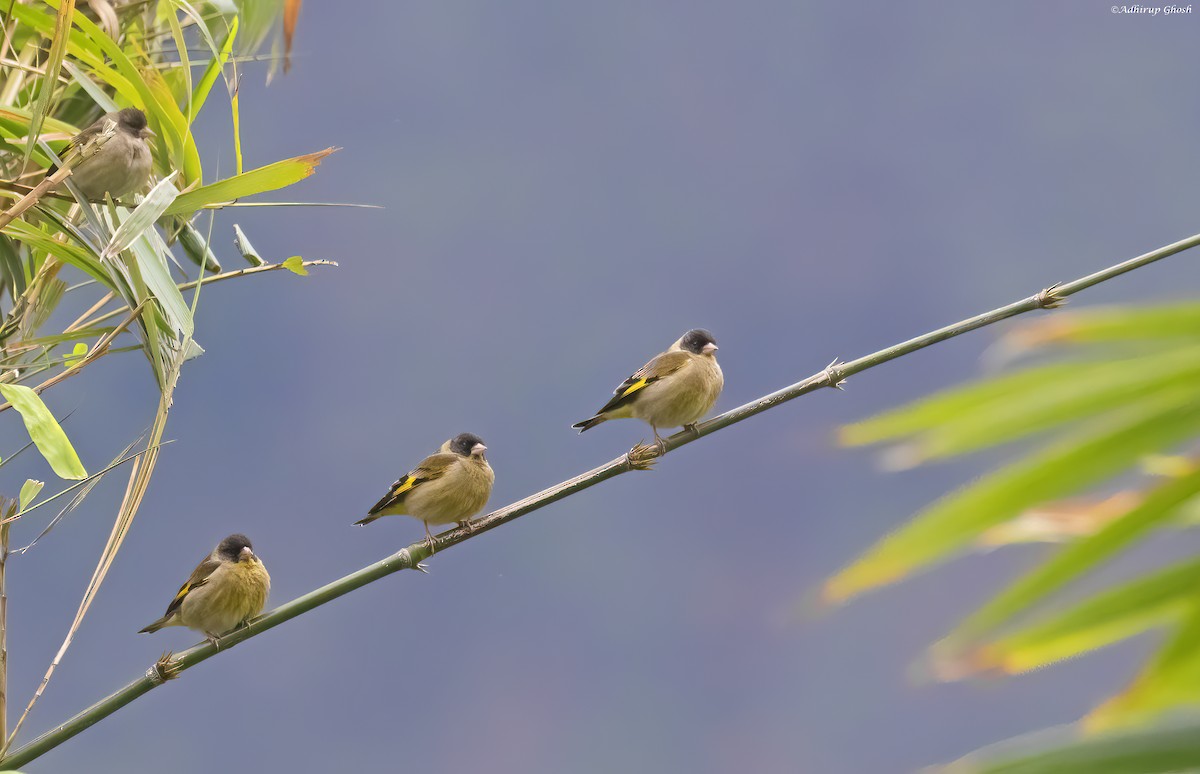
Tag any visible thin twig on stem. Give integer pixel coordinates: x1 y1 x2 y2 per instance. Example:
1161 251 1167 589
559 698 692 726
0 301 146 415
71 260 338 331
0 505 10 745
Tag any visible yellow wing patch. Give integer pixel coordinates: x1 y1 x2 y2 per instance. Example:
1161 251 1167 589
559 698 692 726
171 583 192 606
619 378 650 399
168 577 206 614
390 475 418 496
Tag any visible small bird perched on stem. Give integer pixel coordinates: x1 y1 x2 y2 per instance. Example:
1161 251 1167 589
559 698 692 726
356 433 495 552
139 534 270 646
573 328 724 452
58 107 154 201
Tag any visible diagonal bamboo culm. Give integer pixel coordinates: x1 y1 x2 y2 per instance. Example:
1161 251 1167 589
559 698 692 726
3 231 1199 769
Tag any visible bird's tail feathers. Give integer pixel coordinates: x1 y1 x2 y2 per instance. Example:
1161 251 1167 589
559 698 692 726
572 416 605 433
138 615 173 634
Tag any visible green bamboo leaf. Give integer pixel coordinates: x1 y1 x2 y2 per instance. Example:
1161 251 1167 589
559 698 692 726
907 346 1200 464
125 232 193 337
233 224 265 266
140 304 167 388
1087 604 1200 730
824 390 1200 605
8 4 139 117
163 148 338 216
940 716 1200 773
102 173 180 258
233 0 284 56
189 16 238 118
840 360 1100 447
0 108 83 140
0 236 24 300
281 255 307 275
163 4 193 117
22 0 76 168
141 65 202 183
60 60 119 113
1004 301 1200 350
63 343 88 370
98 200 193 339
176 221 222 273
971 556 1200 676
943 467 1200 649
19 480 44 511
0 384 87 480
100 238 167 386
1 221 108 286
231 88 244 175
8 330 110 349
169 0 226 65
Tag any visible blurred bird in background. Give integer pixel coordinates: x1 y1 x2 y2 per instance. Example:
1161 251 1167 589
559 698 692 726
57 107 154 201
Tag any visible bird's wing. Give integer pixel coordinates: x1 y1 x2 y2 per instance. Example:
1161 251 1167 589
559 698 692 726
162 554 222 618
61 113 115 158
367 453 458 515
595 350 691 415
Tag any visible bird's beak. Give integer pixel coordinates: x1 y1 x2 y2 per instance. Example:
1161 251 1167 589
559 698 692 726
143 127 156 139
702 343 718 354
239 546 255 561
471 443 487 457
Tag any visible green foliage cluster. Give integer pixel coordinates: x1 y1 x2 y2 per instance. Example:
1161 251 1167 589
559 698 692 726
0 0 327 763
830 302 1200 770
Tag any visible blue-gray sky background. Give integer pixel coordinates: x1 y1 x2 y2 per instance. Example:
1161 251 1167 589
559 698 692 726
9 3 1200 772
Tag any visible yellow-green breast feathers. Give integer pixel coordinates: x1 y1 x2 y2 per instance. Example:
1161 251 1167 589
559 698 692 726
139 534 270 639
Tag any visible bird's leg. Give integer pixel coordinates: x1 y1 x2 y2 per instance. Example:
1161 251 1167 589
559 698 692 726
684 422 701 439
458 518 476 534
653 425 667 455
206 632 221 650
424 521 437 555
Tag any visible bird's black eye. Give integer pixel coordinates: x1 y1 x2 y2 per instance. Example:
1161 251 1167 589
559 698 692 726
452 433 484 455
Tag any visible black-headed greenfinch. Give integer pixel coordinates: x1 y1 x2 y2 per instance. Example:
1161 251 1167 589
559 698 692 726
356 433 495 549
573 328 724 449
139 534 270 644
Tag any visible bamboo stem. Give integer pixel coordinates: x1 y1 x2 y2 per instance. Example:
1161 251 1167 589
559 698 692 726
0 511 10 745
